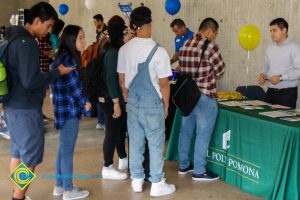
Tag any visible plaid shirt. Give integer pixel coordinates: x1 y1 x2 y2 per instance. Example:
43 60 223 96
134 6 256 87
37 34 52 73
53 52 87 129
179 34 225 98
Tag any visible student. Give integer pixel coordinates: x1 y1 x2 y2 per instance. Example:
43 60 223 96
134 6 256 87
100 21 129 180
118 6 176 197
3 2 72 200
52 25 91 200
178 18 225 181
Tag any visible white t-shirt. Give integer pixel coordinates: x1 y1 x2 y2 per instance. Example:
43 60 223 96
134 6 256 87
117 37 172 98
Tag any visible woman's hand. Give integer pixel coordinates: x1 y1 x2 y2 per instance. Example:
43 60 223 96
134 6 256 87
113 102 121 119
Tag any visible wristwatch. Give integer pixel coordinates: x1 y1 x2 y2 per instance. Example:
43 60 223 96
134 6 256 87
279 75 283 81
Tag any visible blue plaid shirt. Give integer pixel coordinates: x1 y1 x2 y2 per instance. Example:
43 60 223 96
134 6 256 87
53 51 87 129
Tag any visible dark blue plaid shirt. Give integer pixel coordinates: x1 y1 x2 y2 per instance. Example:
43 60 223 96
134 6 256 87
53 51 87 129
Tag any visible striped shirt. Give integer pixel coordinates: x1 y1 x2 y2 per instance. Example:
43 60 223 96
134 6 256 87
179 34 225 98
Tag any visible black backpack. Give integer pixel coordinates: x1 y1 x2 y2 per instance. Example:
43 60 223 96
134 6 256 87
82 52 108 104
0 33 27 103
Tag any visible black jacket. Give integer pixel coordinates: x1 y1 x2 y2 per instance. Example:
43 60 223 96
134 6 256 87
3 26 60 109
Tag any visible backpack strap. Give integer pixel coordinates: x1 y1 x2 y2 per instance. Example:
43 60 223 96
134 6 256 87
2 33 29 65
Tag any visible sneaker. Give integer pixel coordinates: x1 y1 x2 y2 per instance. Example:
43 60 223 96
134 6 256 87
178 164 193 175
53 186 64 196
192 172 219 181
131 178 144 192
96 123 105 130
118 157 128 170
150 178 176 197
102 164 128 180
63 187 89 200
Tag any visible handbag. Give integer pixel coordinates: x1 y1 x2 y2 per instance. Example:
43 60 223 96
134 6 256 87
172 39 209 116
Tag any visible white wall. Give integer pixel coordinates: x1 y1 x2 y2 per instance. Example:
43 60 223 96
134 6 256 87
50 0 300 108
0 0 46 26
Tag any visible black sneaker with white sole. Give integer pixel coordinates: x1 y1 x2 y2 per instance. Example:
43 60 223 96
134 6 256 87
178 164 193 174
192 172 219 181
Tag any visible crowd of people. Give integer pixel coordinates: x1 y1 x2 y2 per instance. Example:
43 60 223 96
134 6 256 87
2 1 300 200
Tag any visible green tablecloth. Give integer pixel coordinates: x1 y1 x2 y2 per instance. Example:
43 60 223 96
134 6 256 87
166 104 300 200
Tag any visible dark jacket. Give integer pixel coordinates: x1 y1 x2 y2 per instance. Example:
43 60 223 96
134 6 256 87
3 26 60 109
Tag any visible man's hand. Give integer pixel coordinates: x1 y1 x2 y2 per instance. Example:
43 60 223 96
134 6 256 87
58 64 74 75
269 75 281 85
85 102 92 111
258 73 266 85
175 65 181 72
42 50 54 58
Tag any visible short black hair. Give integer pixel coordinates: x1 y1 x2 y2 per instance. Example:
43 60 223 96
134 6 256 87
93 14 104 21
198 18 219 32
170 19 185 28
270 18 288 32
107 15 125 27
52 19 65 35
130 6 152 30
26 2 58 25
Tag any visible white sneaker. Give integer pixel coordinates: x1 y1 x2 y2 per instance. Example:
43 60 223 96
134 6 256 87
96 123 105 130
118 157 128 170
63 187 89 200
150 178 176 197
131 178 144 192
53 186 64 196
102 164 128 180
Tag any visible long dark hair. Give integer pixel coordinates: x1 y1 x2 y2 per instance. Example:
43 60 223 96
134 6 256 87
108 22 127 49
55 24 82 67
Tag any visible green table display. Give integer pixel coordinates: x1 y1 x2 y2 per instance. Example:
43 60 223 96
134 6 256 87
166 102 300 200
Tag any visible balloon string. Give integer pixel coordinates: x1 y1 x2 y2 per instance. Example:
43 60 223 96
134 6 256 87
246 51 249 74
246 51 250 91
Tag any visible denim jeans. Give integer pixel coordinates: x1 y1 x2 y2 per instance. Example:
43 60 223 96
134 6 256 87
56 118 79 191
127 94 165 183
178 94 218 174
96 103 105 124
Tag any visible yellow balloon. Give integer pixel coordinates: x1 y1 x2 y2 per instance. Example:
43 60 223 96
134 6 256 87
238 25 261 51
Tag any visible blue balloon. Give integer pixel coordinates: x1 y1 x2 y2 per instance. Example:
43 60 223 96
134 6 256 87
59 4 69 15
165 0 181 15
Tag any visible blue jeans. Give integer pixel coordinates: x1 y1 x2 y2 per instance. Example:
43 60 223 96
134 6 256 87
178 94 218 174
56 118 79 191
96 103 105 124
127 94 165 183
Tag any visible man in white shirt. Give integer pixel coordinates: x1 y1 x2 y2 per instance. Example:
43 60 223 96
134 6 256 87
259 18 300 108
117 6 176 197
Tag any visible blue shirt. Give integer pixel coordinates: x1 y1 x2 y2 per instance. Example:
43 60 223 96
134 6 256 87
53 50 87 129
264 38 300 89
175 28 194 52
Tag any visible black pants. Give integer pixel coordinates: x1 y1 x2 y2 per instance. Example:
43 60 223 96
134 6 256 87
100 101 127 167
266 87 298 109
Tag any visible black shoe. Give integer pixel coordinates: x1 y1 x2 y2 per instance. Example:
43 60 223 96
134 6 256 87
192 172 219 181
178 164 193 175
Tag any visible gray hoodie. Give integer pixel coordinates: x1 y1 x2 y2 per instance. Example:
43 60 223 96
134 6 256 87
3 26 60 109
